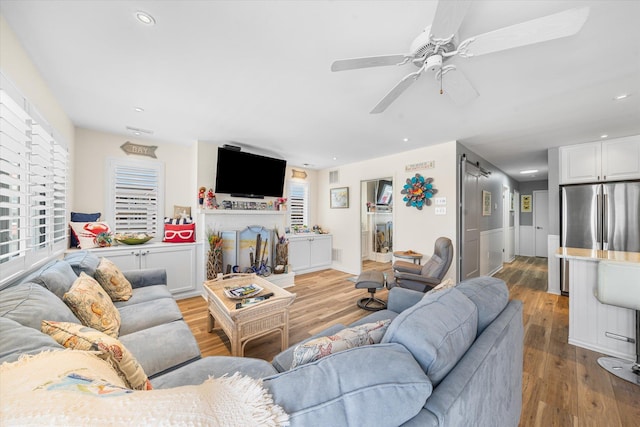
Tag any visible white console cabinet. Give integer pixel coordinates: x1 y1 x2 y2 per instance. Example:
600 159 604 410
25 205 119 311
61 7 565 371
87 242 202 299
559 135 640 184
287 234 332 274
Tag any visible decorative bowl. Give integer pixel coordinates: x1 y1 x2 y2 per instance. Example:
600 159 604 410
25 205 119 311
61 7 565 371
114 235 153 245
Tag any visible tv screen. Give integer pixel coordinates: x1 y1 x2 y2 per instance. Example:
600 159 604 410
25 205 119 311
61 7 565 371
215 147 287 198
376 180 393 205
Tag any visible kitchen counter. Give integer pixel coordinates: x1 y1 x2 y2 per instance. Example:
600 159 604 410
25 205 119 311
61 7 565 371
556 247 638 361
555 247 640 263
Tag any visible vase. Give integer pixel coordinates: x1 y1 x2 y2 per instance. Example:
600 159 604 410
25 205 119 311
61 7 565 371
207 248 223 280
275 243 288 267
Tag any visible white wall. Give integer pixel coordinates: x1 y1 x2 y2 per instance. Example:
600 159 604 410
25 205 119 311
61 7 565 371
0 14 75 209
74 128 197 217
317 141 458 278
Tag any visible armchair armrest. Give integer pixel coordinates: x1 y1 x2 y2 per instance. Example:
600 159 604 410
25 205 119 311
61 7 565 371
392 260 422 274
123 268 167 288
387 287 425 313
393 271 441 293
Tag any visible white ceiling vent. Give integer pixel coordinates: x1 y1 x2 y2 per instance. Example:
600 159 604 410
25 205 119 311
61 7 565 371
329 170 339 184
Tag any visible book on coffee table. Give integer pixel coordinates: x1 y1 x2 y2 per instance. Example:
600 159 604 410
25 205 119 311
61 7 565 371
224 284 263 299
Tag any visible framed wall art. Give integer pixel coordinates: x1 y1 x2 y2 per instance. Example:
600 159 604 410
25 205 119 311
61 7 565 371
482 190 491 216
521 195 532 213
330 187 349 209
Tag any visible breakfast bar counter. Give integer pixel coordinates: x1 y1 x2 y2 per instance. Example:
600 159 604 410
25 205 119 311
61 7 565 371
556 247 639 361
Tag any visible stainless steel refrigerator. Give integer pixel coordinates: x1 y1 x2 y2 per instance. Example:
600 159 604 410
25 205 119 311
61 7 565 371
560 181 640 294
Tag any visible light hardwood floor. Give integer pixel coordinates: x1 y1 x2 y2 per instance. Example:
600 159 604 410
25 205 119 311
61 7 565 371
177 257 639 426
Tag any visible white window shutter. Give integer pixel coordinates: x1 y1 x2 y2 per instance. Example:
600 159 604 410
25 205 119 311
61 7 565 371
288 182 308 227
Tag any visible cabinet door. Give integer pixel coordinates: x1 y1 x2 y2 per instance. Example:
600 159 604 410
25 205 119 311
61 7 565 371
560 142 601 184
601 136 640 181
309 236 332 268
143 245 196 296
288 238 311 272
90 248 140 271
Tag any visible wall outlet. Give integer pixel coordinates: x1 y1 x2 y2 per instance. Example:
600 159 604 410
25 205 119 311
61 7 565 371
435 197 446 206
435 207 446 215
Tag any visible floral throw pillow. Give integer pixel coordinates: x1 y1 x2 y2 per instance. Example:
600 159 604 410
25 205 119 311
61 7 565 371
41 320 152 391
94 258 132 301
63 272 121 338
291 319 391 369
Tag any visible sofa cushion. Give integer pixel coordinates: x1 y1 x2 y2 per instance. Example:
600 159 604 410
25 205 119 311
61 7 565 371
118 321 201 379
291 319 391 368
94 257 133 301
113 285 173 309
25 259 78 299
271 323 345 373
64 250 101 277
264 343 433 427
63 273 121 338
456 276 509 335
0 282 80 330
41 320 152 390
381 287 478 386
0 317 64 364
152 356 278 389
348 309 399 327
117 297 184 336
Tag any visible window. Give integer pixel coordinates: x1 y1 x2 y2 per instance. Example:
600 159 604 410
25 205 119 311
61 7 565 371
288 181 308 228
105 158 164 237
0 87 68 285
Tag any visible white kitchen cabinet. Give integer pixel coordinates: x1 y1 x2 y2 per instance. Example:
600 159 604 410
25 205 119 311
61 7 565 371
559 136 640 184
88 242 201 299
287 234 332 274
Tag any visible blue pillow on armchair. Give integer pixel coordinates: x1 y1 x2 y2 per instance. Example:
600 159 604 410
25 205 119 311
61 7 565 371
69 212 101 248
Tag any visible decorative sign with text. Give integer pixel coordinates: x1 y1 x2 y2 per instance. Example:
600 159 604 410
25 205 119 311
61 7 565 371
405 161 434 172
121 141 158 159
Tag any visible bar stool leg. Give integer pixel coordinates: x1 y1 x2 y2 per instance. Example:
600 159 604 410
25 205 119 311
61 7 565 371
597 311 640 385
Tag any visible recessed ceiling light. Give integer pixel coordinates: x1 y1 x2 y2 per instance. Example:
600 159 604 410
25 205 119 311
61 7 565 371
403 138 410 142
135 11 156 25
134 131 141 136
600 134 608 139
520 169 538 174
332 156 337 161
613 93 630 101
134 107 144 112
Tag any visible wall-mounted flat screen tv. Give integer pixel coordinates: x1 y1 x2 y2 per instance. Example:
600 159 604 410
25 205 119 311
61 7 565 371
376 180 393 205
215 147 287 198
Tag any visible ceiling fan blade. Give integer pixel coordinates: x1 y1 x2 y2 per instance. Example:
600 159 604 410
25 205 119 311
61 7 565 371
331 54 411 72
439 68 478 106
370 71 421 114
429 0 472 40
467 7 590 57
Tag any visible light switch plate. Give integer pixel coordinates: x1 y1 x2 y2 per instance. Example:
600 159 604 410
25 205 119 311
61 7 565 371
435 197 446 206
435 207 446 215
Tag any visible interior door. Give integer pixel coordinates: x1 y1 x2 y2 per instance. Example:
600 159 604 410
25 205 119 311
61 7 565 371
534 190 549 257
461 164 480 279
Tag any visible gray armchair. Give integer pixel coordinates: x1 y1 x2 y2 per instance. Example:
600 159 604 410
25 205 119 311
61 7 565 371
389 237 453 292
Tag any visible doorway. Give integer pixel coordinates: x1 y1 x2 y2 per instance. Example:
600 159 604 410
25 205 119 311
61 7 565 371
533 190 549 257
360 178 393 268
460 162 481 280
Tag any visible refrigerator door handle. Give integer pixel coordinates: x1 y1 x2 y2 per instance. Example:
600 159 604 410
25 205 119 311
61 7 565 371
596 192 602 247
603 194 608 249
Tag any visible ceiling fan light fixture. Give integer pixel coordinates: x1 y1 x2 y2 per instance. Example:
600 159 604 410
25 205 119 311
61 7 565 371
135 11 156 25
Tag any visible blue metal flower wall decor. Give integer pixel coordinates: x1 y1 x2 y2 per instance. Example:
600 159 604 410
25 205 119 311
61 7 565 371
401 173 437 210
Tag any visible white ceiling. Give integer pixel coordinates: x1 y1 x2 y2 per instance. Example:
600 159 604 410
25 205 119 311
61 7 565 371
2 0 639 182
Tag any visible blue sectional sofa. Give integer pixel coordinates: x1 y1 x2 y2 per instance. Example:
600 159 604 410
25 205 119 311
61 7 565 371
0 251 523 426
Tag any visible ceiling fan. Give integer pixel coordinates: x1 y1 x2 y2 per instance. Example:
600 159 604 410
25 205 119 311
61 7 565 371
331 1 590 114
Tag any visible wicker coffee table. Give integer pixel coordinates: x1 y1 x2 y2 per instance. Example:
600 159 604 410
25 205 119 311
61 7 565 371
204 273 296 357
